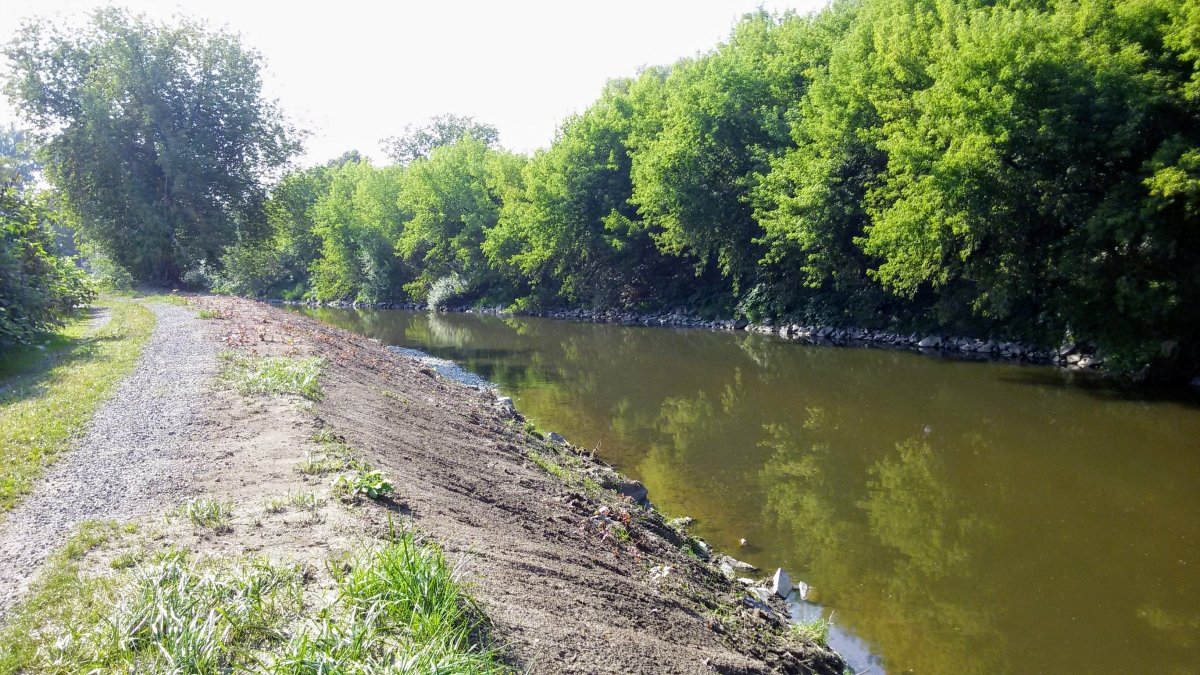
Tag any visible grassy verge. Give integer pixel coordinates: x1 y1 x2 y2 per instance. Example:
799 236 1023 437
0 523 505 674
0 299 155 517
218 351 325 400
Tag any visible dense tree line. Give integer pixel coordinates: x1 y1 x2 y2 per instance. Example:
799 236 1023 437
8 1 1200 374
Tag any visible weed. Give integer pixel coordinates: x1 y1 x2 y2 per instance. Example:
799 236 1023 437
380 388 411 405
333 469 394 500
0 300 155 517
263 496 288 514
790 616 833 647
0 527 504 674
195 308 224 319
296 450 344 475
528 449 568 480
287 490 323 511
180 497 233 532
218 351 324 400
110 548 145 570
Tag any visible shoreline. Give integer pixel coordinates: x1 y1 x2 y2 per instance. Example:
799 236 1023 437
273 297 1109 373
200 295 850 674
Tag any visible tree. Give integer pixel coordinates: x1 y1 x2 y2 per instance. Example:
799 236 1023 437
382 114 500 166
0 125 41 187
4 8 301 284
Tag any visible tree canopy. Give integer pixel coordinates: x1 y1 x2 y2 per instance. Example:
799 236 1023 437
4 8 301 284
8 0 1200 375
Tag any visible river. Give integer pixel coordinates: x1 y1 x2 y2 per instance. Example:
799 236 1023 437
293 306 1200 675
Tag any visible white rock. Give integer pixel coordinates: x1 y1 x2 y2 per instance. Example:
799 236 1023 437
771 568 792 599
750 587 772 603
547 431 566 443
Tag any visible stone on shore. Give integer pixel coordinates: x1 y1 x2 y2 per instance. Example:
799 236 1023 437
771 568 792 599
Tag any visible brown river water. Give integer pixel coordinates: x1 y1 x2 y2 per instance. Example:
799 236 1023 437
294 306 1200 675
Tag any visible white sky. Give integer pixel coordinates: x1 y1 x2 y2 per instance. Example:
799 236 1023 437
0 0 825 165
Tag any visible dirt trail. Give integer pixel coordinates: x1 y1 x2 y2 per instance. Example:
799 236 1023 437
0 303 215 615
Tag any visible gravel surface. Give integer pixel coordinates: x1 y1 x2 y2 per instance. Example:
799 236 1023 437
0 303 216 616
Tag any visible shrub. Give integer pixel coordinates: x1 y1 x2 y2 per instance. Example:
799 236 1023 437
0 186 94 346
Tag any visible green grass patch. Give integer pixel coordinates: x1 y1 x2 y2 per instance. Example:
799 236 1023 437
0 527 506 674
179 496 233 532
789 615 833 647
219 351 325 400
195 308 224 319
0 300 155 518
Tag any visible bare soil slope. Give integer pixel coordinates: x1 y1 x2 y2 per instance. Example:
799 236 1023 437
196 296 843 675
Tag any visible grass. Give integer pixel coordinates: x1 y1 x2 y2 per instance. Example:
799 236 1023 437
0 525 506 674
180 496 234 532
195 308 224 319
790 615 833 647
0 299 156 518
219 351 325 400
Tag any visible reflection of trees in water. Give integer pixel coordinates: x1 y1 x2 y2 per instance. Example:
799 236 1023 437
421 312 476 347
758 418 1003 675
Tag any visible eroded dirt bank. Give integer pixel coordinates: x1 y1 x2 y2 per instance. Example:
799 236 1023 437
197 295 844 675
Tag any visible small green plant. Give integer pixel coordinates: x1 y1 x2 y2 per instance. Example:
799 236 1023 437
296 450 345 475
195 308 224 319
333 470 394 500
263 496 288 514
288 490 323 511
790 615 833 647
180 497 233 532
218 351 324 400
110 548 145 570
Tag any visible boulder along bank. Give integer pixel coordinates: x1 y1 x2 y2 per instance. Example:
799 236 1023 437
197 295 846 675
269 298 1109 373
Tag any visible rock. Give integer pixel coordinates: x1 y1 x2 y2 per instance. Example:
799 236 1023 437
547 431 566 443
1059 342 1078 357
794 581 811 601
733 319 748 330
737 577 756 585
749 587 773 604
918 336 942 348
771 568 792 599
721 556 758 572
1190 376 1200 390
718 563 735 578
494 396 516 419
739 538 749 547
617 480 649 504
1066 353 1082 365
816 326 834 338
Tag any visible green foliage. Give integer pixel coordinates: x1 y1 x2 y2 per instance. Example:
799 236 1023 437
180 497 233 532
0 527 504 674
4 8 301 284
218 352 325 400
333 469 395 500
383 114 500 165
0 186 95 346
13 0 1200 373
790 616 833 647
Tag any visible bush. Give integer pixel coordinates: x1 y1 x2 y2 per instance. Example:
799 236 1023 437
0 186 94 346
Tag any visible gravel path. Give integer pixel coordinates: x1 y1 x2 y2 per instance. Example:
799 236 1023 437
0 303 216 615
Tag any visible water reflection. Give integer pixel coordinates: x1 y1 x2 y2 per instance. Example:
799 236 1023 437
295 307 1200 675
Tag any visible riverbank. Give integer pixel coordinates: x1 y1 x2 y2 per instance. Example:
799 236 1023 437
273 298 1109 373
0 293 846 674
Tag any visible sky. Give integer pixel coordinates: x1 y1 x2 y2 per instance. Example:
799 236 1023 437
0 0 826 165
